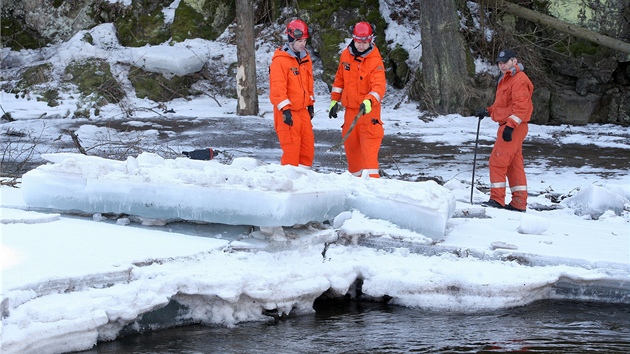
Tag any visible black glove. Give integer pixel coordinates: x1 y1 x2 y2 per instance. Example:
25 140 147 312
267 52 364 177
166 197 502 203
475 108 489 119
282 110 293 126
307 105 314 120
329 101 339 119
502 126 514 142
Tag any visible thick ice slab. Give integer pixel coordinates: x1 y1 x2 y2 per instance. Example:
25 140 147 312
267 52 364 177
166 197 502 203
21 154 346 227
21 153 455 239
345 177 456 240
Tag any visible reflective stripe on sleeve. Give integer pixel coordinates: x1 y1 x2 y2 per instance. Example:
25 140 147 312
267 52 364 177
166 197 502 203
509 114 522 125
277 99 291 111
332 87 343 94
369 92 381 103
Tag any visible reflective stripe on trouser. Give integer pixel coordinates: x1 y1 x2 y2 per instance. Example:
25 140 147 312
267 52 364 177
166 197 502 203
342 107 384 178
274 108 314 167
350 169 380 178
489 124 528 210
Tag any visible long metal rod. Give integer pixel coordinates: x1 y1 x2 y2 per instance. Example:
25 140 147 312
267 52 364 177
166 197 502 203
470 117 482 204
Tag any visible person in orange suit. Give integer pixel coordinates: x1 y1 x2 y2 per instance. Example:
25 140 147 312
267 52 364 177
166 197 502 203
476 49 534 212
329 21 387 178
269 19 315 168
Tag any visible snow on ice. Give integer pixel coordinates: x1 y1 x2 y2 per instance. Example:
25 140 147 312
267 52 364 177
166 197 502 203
130 41 206 77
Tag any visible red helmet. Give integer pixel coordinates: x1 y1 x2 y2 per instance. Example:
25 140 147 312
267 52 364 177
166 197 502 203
352 22 374 43
285 19 310 40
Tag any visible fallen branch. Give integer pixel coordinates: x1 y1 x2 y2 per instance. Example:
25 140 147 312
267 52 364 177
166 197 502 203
487 0 630 54
327 111 362 152
68 131 87 155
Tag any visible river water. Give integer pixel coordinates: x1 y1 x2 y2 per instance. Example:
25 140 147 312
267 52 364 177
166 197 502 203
80 299 629 353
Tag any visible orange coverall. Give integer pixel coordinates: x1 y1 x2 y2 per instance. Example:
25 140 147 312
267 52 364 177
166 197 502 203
331 44 387 178
269 45 315 167
487 65 534 210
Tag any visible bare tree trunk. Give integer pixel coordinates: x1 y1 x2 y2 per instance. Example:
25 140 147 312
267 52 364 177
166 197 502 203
488 0 630 55
235 0 259 116
416 0 472 114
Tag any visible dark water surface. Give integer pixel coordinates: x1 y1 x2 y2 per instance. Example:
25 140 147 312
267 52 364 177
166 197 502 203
81 300 630 353
6 116 630 184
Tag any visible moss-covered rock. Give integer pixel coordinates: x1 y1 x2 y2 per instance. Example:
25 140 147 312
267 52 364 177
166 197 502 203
386 44 410 89
171 1 225 42
90 0 128 24
553 38 608 57
199 0 236 40
108 0 173 47
91 0 235 45
64 59 125 104
18 64 54 89
82 32 94 45
0 17 49 50
295 0 387 88
13 64 61 107
2 0 97 45
317 27 347 86
129 68 195 102
37 89 61 107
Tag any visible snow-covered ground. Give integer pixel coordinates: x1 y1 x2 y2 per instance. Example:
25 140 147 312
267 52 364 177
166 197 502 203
1 5 630 354
2 100 629 354
1 152 629 353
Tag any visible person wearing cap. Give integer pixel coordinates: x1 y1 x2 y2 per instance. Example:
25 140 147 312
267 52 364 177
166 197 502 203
475 49 534 212
328 21 387 178
269 19 315 168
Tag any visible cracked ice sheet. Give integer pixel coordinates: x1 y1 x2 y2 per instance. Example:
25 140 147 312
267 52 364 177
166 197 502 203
2 161 630 354
442 200 629 266
1 232 617 354
1 213 229 291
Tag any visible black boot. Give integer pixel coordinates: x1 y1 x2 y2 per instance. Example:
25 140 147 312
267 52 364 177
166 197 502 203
504 203 526 212
481 199 504 209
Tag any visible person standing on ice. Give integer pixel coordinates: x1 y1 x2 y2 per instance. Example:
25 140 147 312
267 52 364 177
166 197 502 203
328 21 387 178
269 19 316 168
476 49 534 212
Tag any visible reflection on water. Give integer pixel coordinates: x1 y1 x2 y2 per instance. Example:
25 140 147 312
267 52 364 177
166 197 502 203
81 300 630 353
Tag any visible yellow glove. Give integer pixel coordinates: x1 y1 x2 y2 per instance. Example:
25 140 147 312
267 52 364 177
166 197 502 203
359 99 372 115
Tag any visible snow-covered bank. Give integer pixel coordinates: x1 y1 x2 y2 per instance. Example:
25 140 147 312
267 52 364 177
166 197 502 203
1 157 629 353
1 5 629 354
2 103 629 354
